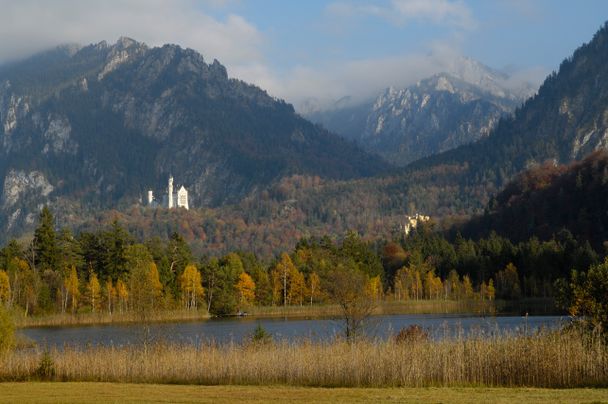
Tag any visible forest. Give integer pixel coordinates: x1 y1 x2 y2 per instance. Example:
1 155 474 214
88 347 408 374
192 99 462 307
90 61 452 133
0 205 602 319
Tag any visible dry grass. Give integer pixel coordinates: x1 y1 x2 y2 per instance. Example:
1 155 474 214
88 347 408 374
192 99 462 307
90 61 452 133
0 383 607 404
15 310 210 328
17 298 552 328
1 328 606 388
15 300 495 329
248 299 497 318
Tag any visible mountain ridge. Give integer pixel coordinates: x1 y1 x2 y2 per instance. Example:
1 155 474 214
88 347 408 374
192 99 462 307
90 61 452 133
307 58 536 165
0 37 391 237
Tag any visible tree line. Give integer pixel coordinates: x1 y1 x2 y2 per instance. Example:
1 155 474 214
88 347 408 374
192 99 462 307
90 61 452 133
0 207 603 318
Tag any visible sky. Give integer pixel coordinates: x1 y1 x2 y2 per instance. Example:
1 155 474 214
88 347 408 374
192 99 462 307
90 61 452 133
0 0 607 111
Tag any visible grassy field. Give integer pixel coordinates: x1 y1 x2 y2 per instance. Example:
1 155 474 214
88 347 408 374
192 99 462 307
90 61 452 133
2 328 606 388
0 383 606 403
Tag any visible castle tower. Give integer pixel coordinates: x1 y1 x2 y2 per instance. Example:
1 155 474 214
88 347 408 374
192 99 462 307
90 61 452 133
168 176 174 209
177 185 189 210
147 190 154 205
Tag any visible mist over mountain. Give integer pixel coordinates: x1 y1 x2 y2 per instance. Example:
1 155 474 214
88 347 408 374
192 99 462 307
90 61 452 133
0 37 390 234
307 58 536 166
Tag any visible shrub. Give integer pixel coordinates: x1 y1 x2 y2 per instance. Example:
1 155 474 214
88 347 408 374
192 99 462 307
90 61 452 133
394 325 429 344
249 323 272 345
35 351 56 381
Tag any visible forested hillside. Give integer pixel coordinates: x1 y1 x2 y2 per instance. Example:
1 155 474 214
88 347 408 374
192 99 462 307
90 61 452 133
0 37 389 238
458 151 608 249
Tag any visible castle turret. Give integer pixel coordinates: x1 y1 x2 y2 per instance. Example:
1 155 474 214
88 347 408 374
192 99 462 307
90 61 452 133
168 176 174 209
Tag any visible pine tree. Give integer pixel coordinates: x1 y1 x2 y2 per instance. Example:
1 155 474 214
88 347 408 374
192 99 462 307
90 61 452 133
101 220 132 281
33 207 59 272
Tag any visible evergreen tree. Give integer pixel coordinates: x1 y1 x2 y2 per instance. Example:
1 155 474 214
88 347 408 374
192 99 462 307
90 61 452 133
101 220 132 281
33 207 59 272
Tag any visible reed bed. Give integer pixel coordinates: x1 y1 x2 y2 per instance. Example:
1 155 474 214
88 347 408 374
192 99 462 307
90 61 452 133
16 300 495 329
1 328 605 388
247 299 497 318
16 310 210 328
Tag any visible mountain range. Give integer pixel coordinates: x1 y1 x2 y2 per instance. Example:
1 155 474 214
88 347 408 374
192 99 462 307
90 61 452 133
307 58 536 165
0 37 389 233
3 21 608 254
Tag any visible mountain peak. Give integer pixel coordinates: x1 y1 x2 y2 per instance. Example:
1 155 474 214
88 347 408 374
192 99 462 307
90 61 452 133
115 36 141 49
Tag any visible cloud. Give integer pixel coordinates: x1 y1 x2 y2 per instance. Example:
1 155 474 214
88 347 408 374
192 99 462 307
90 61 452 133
248 47 462 113
0 0 263 67
327 0 476 30
247 38 546 114
0 1 543 114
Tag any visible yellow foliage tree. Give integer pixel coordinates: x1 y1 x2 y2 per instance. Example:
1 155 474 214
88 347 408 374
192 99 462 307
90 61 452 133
308 272 321 306
486 279 496 301
289 266 306 306
87 272 101 313
424 271 443 300
148 262 163 303
116 279 128 313
0 270 10 305
64 266 80 314
462 275 474 299
271 253 296 306
366 275 382 301
180 264 203 310
236 272 256 308
106 279 116 314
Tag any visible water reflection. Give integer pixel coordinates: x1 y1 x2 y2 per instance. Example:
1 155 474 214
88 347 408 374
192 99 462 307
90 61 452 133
21 314 567 349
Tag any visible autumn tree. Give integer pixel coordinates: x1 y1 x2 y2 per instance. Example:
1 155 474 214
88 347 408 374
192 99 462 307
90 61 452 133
288 266 306 306
235 272 255 309
116 279 128 313
462 275 474 299
271 253 296 306
325 262 376 341
126 244 162 318
64 266 80 314
366 275 383 301
308 272 321 305
496 263 521 299
486 279 496 300
105 278 116 314
87 272 101 313
180 264 204 310
561 257 608 332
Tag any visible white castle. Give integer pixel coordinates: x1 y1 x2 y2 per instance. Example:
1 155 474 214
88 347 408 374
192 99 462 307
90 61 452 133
403 213 430 236
147 176 189 210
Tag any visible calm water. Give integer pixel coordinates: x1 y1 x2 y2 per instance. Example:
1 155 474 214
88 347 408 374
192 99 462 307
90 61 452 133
20 314 567 349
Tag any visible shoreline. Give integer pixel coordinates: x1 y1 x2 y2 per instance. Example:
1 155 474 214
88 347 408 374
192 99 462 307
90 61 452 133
16 298 558 329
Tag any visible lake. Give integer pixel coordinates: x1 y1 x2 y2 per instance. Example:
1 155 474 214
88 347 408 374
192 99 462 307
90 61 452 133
20 314 567 349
